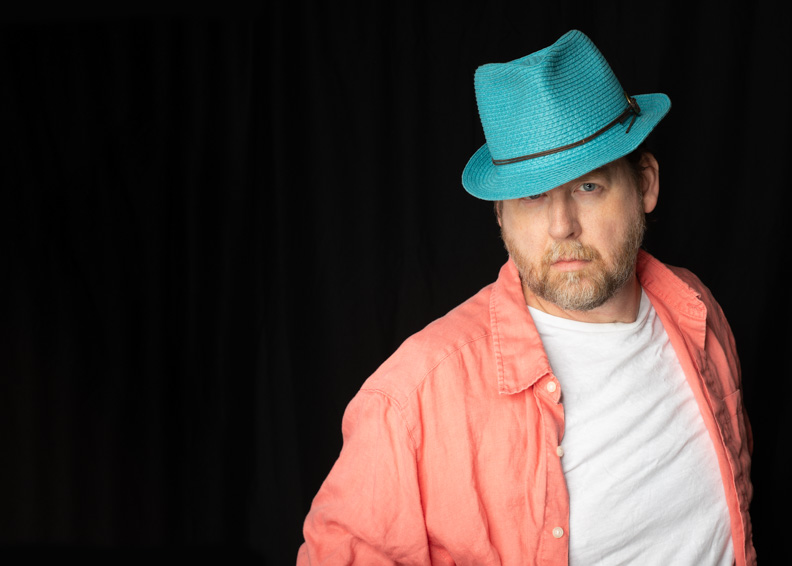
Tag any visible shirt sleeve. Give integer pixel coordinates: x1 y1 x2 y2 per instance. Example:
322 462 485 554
297 389 431 565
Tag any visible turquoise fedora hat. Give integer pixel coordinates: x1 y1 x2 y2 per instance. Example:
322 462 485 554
462 30 671 201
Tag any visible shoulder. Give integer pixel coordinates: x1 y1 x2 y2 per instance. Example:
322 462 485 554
639 251 736 347
638 251 722 314
656 260 727 322
359 282 495 407
665 264 717 303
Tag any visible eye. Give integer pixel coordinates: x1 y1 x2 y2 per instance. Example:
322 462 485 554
579 182 599 193
521 192 545 201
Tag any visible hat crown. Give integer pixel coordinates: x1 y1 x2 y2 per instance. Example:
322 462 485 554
462 30 670 201
474 30 625 162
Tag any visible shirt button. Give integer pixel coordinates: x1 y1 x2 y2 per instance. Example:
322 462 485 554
556 446 565 457
546 381 557 393
552 527 564 538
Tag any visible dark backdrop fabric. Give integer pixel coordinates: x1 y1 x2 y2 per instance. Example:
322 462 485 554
2 2 789 564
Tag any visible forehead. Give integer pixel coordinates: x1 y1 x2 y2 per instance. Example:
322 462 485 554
497 158 633 208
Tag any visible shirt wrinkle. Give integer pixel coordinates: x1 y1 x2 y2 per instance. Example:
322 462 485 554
355 388 420 452
638 254 707 319
362 332 494 406
492 258 554 395
299 250 755 566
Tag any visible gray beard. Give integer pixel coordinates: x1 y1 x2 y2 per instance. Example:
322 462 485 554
504 212 645 312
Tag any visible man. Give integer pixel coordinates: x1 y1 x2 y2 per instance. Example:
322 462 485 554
297 30 755 565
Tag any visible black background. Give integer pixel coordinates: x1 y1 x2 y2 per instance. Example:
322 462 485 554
2 2 789 564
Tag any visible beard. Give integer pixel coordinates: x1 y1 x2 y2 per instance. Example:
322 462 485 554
502 207 646 312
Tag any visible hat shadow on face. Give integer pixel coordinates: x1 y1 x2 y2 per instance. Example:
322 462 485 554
462 29 671 201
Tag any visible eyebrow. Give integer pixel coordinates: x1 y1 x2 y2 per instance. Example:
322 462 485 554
532 161 619 197
574 162 616 184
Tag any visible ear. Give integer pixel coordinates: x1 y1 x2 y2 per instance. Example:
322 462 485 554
494 201 503 227
639 152 660 214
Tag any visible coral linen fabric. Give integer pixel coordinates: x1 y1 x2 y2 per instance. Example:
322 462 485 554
297 252 755 565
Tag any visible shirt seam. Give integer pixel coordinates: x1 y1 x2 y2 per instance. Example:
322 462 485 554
362 331 493 449
356 388 421 453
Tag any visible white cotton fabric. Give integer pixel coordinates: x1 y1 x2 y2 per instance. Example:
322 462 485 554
528 290 734 566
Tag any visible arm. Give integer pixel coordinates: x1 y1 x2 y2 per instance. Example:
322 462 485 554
298 390 431 565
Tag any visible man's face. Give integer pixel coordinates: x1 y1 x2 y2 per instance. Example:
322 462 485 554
498 156 655 313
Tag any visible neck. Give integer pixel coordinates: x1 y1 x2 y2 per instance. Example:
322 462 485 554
524 276 642 324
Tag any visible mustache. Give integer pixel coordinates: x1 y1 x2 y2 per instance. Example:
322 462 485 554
543 241 601 264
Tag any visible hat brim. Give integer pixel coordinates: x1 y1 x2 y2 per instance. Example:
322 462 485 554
462 93 671 201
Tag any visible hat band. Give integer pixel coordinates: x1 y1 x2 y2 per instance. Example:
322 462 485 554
491 94 641 166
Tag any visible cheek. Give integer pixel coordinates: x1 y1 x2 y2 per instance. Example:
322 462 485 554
501 225 547 266
502 217 538 245
591 218 625 250
590 205 642 256
502 207 543 241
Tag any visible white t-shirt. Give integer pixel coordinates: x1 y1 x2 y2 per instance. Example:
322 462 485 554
528 291 734 565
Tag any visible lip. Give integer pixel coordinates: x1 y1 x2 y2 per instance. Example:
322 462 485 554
552 259 590 272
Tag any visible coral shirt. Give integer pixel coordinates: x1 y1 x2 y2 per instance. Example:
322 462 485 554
298 252 755 565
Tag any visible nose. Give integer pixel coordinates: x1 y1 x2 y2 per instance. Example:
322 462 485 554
547 195 580 240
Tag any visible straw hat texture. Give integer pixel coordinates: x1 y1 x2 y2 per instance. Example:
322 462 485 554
462 30 671 200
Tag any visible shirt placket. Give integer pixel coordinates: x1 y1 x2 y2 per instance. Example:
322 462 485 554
534 372 569 565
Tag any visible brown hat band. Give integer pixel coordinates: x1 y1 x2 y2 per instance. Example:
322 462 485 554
491 94 642 166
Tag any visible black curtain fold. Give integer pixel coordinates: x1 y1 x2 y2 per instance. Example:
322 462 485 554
2 3 789 563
